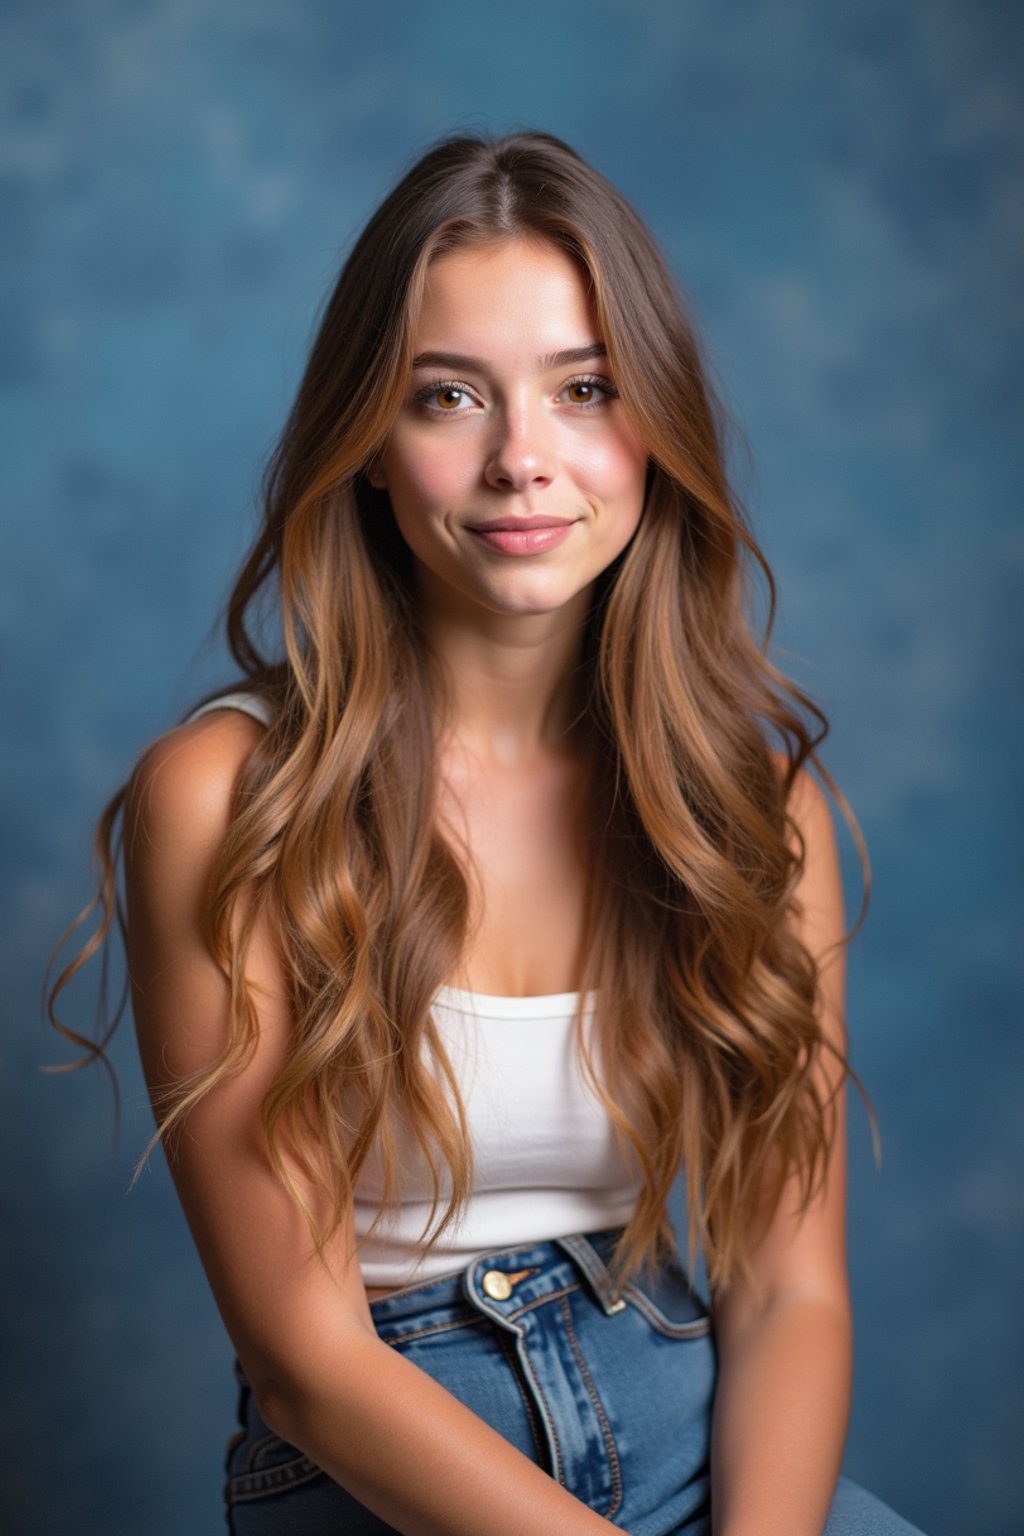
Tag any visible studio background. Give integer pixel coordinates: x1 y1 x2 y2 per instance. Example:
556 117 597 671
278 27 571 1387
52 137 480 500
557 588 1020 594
3 3 1021 1534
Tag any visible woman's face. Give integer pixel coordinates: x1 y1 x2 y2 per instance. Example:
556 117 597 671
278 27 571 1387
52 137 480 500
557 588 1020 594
369 237 649 621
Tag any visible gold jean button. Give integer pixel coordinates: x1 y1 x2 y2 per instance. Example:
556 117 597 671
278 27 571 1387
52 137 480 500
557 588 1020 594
481 1269 513 1301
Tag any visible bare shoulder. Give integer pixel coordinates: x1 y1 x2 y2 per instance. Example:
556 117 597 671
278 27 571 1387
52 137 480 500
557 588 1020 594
124 708 268 872
767 748 836 853
767 749 846 995
123 706 290 1110
122 708 279 1037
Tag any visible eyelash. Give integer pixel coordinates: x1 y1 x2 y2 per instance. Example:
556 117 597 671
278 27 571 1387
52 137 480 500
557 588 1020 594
409 373 620 416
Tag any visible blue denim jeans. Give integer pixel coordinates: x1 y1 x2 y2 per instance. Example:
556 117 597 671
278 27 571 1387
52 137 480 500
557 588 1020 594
223 1227 924 1534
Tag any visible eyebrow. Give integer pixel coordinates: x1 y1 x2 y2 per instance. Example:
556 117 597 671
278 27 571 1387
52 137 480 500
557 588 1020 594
410 343 609 373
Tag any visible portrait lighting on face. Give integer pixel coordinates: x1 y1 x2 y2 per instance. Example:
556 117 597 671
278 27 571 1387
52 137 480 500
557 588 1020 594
368 237 649 631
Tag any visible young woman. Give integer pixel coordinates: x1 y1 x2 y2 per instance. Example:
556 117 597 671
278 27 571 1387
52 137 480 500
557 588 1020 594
48 131 924 1535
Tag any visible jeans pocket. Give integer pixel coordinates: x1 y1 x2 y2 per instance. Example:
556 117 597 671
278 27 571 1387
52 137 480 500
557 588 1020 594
225 1412 326 1505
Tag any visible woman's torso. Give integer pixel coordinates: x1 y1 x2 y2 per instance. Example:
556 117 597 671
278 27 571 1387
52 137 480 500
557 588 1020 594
368 738 593 1297
185 694 599 1303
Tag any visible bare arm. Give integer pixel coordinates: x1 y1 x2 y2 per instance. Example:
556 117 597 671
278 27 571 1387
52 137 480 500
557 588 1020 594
123 711 617 1536
709 766 854 1536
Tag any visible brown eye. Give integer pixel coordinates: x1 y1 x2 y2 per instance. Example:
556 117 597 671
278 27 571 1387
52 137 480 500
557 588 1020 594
410 379 476 415
561 376 617 408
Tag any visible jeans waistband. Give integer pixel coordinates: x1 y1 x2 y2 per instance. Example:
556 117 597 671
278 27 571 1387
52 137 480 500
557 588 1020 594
366 1225 630 1329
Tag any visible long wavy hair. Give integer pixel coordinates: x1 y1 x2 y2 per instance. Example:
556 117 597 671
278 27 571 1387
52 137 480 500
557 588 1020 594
45 129 873 1298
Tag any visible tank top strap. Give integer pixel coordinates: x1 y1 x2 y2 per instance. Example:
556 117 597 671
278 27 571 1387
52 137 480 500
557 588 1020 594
182 690 274 728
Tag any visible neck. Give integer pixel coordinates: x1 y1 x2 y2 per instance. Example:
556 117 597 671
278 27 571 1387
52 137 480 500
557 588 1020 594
418 573 593 768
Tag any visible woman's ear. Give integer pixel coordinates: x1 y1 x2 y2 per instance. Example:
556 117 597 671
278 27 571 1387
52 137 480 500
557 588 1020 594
366 457 388 490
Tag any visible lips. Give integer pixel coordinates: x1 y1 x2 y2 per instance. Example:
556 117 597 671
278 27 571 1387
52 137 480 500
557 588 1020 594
466 520 576 556
466 516 576 532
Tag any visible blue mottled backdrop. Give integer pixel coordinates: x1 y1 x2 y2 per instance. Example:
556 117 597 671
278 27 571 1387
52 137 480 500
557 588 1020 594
3 2 1021 1533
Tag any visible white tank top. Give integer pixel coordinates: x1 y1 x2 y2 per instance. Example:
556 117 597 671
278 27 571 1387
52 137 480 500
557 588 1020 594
183 691 643 1285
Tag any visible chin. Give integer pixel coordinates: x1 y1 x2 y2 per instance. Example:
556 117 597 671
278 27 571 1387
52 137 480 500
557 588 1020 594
478 577 591 616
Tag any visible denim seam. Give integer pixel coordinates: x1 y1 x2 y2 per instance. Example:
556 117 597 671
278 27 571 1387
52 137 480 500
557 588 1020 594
621 1283 712 1338
227 1454 324 1502
515 1334 565 1486
557 1293 624 1519
381 1313 490 1346
367 1264 468 1308
555 1233 620 1311
506 1280 581 1321
496 1326 549 1469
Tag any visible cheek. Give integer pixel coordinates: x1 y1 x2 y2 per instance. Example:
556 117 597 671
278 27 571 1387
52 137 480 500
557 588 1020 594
385 431 474 510
567 431 648 505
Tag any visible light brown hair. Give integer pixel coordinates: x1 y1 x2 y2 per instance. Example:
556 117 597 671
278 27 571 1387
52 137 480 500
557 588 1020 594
45 130 872 1298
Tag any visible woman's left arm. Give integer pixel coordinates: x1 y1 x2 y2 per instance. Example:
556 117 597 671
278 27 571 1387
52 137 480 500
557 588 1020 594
710 763 854 1536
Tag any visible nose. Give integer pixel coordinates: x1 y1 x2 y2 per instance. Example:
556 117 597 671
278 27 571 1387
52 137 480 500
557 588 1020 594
483 397 556 494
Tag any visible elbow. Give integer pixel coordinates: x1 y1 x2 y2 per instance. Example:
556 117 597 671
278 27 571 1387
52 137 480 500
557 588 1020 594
241 1323 380 1446
779 1286 853 1343
249 1368 335 1449
714 1279 852 1359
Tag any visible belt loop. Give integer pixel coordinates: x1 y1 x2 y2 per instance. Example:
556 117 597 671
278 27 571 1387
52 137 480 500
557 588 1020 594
554 1231 627 1315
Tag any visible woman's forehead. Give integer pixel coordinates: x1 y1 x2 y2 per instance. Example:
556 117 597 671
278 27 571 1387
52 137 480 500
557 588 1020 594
412 239 601 364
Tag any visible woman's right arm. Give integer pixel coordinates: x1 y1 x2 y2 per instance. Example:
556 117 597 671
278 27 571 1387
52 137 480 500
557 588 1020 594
123 711 617 1536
